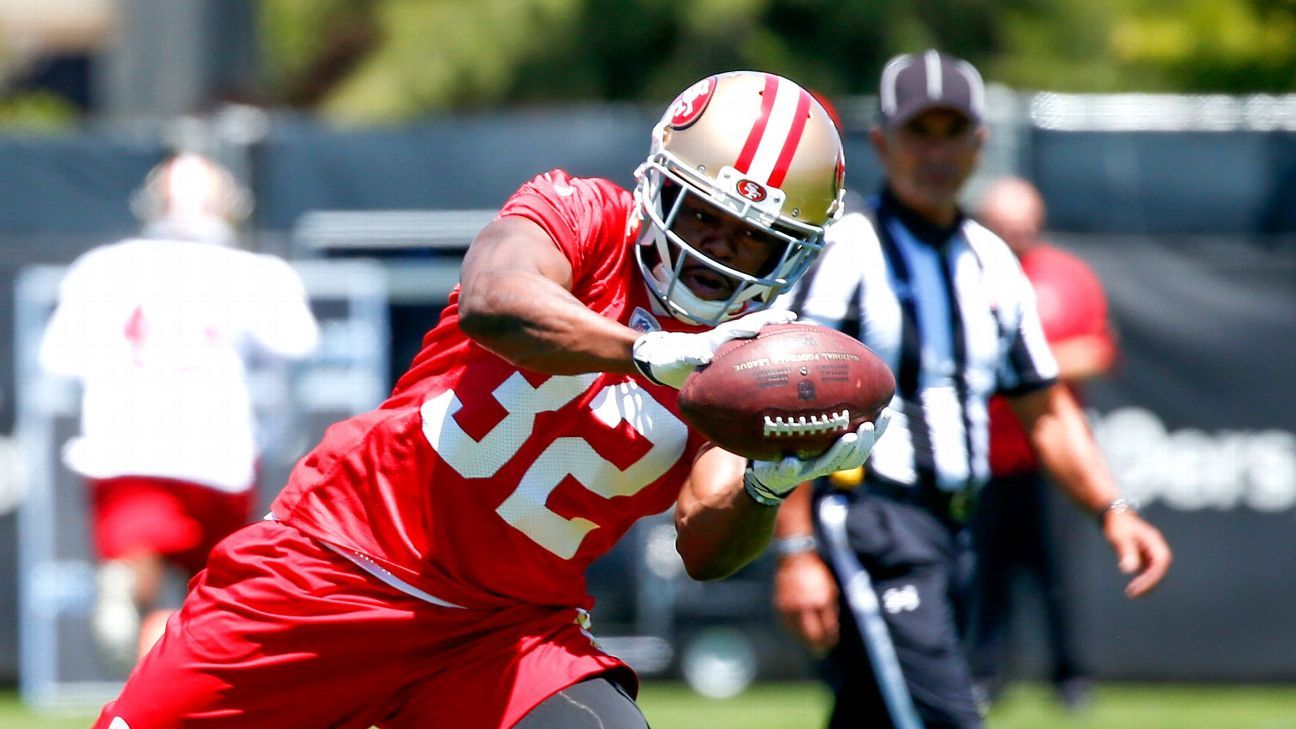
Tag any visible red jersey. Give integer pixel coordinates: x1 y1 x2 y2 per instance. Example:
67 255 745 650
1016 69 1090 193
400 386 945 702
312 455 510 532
273 170 709 611
989 244 1115 475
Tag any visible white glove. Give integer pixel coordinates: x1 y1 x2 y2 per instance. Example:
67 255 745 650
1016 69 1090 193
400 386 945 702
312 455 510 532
745 408 894 506
631 309 796 389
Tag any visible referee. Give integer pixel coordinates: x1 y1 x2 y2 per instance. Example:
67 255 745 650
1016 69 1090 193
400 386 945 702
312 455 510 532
770 50 1172 729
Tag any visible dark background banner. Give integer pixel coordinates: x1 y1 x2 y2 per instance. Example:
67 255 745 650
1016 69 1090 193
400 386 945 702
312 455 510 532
1051 234 1296 681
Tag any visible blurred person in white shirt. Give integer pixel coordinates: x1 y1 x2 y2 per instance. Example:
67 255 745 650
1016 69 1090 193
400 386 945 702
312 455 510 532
39 152 320 673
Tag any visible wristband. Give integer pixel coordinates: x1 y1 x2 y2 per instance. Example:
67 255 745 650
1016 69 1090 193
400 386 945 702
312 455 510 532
772 534 818 558
1098 497 1139 524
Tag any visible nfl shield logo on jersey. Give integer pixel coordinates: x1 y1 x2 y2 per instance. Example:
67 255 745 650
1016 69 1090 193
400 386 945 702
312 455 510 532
629 307 661 333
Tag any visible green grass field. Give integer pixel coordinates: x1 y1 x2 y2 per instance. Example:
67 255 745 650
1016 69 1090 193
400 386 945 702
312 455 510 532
643 682 1296 729
4 681 1294 728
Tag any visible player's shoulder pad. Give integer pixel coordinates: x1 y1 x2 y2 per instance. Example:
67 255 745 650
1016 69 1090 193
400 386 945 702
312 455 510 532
525 169 627 202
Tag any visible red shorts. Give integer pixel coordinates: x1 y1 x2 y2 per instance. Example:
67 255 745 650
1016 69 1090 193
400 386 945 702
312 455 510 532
91 476 256 574
94 520 631 729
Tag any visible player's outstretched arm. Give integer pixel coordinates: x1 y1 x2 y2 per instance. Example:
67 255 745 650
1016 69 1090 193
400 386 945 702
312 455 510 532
1012 385 1173 597
460 215 795 384
459 216 642 376
674 444 780 581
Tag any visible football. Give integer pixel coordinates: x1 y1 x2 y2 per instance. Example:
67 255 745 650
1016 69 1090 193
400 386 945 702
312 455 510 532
678 323 895 461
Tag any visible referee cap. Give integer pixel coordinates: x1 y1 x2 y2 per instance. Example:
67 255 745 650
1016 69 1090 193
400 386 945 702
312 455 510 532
878 49 985 128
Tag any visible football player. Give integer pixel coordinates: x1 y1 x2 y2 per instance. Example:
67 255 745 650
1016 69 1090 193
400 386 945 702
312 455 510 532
95 72 887 729
41 153 318 674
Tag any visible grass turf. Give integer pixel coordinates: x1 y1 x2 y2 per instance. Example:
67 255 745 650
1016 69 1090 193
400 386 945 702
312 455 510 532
642 681 1296 729
3 681 1293 728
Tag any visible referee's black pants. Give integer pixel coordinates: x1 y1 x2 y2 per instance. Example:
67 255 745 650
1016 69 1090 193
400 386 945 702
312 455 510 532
816 489 982 729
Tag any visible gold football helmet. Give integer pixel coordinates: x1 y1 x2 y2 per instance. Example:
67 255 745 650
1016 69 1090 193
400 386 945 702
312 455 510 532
635 71 846 325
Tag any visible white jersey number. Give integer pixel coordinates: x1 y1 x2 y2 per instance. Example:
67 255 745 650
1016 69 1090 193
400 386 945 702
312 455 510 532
421 373 687 559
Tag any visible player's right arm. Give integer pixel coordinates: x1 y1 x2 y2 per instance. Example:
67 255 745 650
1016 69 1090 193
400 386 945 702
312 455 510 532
459 215 792 383
771 482 839 653
458 216 642 377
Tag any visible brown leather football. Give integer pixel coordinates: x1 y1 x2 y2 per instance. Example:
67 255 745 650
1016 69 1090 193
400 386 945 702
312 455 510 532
678 323 895 461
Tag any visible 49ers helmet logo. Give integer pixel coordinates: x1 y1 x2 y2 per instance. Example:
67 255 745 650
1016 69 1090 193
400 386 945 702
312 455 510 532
736 179 768 202
667 77 716 129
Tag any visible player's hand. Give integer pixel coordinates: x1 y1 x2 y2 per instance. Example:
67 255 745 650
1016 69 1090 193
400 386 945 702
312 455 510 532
774 552 839 654
1102 510 1172 598
631 309 796 389
744 408 893 504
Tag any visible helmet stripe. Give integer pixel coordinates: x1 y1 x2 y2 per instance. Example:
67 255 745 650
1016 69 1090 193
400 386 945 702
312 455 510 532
739 76 810 188
767 88 813 188
734 74 780 175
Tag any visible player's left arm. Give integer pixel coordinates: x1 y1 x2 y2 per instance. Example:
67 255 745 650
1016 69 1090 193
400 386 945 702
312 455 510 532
1010 385 1172 597
673 443 779 581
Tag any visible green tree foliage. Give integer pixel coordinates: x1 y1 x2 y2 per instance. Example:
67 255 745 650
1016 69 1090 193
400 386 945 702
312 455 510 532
0 89 80 132
1109 0 1296 92
259 0 1296 121
981 0 1296 92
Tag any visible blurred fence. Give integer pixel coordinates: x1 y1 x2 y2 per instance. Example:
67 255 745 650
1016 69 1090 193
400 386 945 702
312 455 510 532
1 92 1294 696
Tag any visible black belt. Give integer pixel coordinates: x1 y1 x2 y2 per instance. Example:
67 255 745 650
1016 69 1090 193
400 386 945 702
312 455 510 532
859 476 977 524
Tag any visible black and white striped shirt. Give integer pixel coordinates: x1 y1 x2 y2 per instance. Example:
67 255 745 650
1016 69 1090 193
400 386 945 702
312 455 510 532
782 190 1058 495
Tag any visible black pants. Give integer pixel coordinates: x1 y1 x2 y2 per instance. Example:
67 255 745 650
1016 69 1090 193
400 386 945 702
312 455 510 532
968 471 1085 690
515 674 649 729
817 490 982 729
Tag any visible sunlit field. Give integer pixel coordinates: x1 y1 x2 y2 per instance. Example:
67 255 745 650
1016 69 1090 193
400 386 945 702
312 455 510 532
642 681 1296 729
3 681 1294 728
